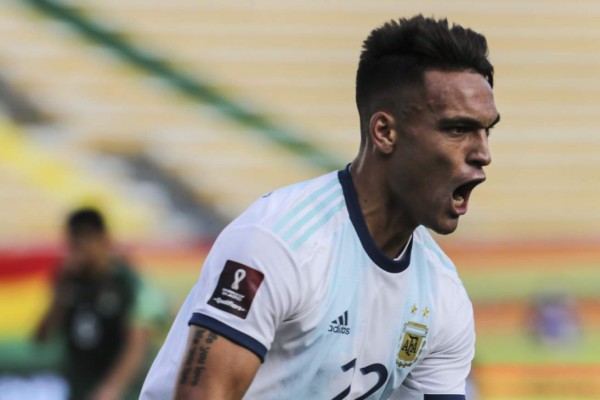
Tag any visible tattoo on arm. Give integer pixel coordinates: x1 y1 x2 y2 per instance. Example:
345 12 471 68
179 329 219 387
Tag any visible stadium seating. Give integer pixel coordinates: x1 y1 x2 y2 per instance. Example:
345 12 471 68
0 0 326 244
0 0 598 244
0 117 160 244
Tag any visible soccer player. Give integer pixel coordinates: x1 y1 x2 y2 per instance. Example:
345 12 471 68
141 15 500 399
35 208 153 400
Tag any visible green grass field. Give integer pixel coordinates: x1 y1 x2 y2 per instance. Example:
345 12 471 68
462 266 600 302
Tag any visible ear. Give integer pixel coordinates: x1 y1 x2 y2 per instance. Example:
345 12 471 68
368 111 396 154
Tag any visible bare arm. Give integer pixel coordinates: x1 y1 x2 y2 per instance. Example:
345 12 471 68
174 325 261 400
90 324 150 400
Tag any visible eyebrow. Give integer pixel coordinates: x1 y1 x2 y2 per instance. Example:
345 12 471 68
438 114 501 130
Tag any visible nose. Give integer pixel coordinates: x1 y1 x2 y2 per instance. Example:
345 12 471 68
467 129 492 167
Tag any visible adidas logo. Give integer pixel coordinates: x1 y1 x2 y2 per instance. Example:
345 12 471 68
328 310 351 335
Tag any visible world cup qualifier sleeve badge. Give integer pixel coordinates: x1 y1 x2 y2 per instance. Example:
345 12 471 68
396 322 428 368
208 260 265 319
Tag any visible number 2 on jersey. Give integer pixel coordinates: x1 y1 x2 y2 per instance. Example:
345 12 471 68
331 358 388 400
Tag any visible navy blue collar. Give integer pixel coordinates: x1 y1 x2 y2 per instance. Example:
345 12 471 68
338 164 412 273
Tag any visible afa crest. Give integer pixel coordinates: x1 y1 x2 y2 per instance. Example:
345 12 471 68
396 322 428 368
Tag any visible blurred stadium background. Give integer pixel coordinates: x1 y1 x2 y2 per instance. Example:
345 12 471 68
0 0 599 398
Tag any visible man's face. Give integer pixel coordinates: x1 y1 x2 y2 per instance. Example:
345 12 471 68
67 232 109 272
388 69 499 235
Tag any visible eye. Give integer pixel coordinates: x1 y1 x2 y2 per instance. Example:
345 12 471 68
445 126 470 135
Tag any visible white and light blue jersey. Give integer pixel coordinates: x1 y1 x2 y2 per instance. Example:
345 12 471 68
141 166 475 400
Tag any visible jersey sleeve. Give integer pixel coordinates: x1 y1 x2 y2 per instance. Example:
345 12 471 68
188 224 301 362
392 283 475 399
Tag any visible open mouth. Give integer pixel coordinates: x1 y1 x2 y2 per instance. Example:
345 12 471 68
452 178 485 211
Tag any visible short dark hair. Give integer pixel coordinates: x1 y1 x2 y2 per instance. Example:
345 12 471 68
355 15 494 146
66 207 106 236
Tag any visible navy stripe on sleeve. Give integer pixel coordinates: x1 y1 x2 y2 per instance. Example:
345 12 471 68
189 313 268 363
424 395 465 400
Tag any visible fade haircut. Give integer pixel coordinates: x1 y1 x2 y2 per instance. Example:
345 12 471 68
67 207 106 237
356 15 494 148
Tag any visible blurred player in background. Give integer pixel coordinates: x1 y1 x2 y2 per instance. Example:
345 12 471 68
530 290 581 347
35 208 155 400
141 15 500 399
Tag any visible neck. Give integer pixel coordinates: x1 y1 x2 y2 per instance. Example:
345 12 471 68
84 253 112 277
350 156 415 259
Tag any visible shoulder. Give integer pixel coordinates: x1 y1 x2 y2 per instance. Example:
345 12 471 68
200 172 344 311
109 257 140 285
413 227 468 294
234 170 342 228
221 170 345 254
412 227 472 320
413 227 458 274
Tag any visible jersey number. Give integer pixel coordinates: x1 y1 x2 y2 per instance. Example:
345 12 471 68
331 358 388 400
